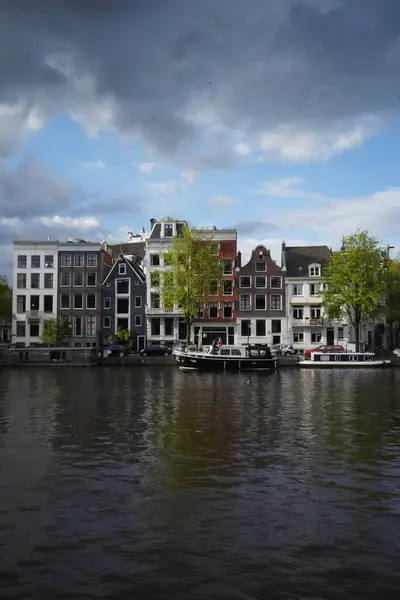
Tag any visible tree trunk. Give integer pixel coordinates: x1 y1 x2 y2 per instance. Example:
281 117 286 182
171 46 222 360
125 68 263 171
185 316 192 345
355 319 361 352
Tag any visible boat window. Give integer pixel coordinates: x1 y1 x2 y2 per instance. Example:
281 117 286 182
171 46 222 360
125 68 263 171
231 349 242 356
220 348 231 355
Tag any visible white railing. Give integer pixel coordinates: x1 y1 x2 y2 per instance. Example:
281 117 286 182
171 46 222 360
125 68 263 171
25 310 44 320
291 318 324 327
145 307 182 315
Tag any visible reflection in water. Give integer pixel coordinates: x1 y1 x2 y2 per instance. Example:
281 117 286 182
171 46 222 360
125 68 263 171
0 367 400 599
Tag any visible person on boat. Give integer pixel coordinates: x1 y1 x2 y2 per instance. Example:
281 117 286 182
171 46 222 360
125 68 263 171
217 337 223 348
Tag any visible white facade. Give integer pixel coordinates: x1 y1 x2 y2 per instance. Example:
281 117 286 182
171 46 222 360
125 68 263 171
12 241 59 346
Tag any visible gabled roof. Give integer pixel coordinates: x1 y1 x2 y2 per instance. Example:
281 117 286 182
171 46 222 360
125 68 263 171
102 254 146 286
284 245 332 277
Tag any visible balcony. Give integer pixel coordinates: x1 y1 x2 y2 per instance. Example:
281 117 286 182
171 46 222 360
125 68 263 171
25 310 44 320
291 318 324 327
145 307 182 315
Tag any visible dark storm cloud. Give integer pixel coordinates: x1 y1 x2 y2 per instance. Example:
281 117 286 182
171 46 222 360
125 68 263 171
1 0 400 162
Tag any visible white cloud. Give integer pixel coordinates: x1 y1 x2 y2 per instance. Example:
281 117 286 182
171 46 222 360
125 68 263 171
234 142 251 156
181 169 196 183
205 195 237 209
81 160 106 170
39 215 100 229
257 116 382 162
138 162 156 174
252 177 327 200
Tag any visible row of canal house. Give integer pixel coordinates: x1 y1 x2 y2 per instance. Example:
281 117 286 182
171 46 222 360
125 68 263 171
12 219 377 350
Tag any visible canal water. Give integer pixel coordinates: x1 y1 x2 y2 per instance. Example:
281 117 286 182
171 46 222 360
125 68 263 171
0 367 399 599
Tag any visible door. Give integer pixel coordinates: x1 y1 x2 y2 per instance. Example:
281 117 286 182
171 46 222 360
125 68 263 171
272 335 280 345
326 327 334 345
137 335 145 352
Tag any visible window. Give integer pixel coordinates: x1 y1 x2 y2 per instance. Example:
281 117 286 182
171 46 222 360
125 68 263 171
220 348 231 356
271 320 281 334
103 316 111 328
239 276 251 288
239 294 251 310
150 254 160 266
151 318 161 335
30 296 39 310
60 254 71 267
209 280 219 296
135 315 142 327
44 296 53 313
293 307 303 319
60 272 70 286
271 295 282 310
73 316 82 336
74 272 83 286
119 263 126 275
311 332 322 343
74 255 84 267
117 318 129 330
104 297 111 309
223 302 233 319
87 272 97 286
292 284 303 296
60 294 70 309
150 271 160 287
198 304 204 319
176 223 184 237
223 260 233 275
270 276 282 289
293 332 304 343
87 254 97 267
86 315 96 336
16 321 26 337
17 273 26 289
117 298 129 313
30 321 40 337
117 279 129 294
164 223 173 237
73 294 83 309
255 276 266 288
73 342 82 347
256 320 266 336
135 296 142 308
165 318 174 336
87 294 96 309
241 320 251 337
311 306 322 319
255 262 266 272
17 255 27 268
310 283 321 296
31 255 40 268
255 295 266 310
31 273 40 288
16 295 26 313
44 255 54 268
309 266 320 277
44 273 53 289
150 293 160 309
209 303 218 318
223 280 233 295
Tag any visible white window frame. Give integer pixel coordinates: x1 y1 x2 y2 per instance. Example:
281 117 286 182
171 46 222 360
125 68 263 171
223 302 233 319
293 332 304 343
86 315 96 337
17 255 27 268
309 264 321 277
311 332 322 343
223 260 233 275
239 276 251 288
44 273 53 289
103 316 111 328
87 254 98 267
74 254 84 267
135 315 142 327
86 293 96 310
60 254 71 267
104 297 111 310
60 293 70 310
73 272 84 287
270 295 282 310
60 272 71 287
86 272 97 287
293 307 303 319
310 306 322 319
73 293 83 310
239 294 251 311
255 294 267 310
270 276 282 289
292 284 304 296
310 282 321 296
255 276 267 289
73 315 83 336
135 296 142 308
119 263 126 275
150 254 160 266
223 280 233 296
44 255 54 268
255 262 266 272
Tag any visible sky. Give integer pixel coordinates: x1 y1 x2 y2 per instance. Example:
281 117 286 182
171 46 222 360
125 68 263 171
1 0 400 277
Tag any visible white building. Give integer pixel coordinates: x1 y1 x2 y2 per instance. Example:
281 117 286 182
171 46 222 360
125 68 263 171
12 241 59 346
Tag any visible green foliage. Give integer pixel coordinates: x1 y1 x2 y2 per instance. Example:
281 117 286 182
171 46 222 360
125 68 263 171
161 224 222 343
385 259 400 324
106 328 132 344
41 318 69 346
0 276 12 324
321 230 387 350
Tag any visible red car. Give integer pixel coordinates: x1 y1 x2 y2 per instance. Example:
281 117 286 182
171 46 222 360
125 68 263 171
303 344 345 359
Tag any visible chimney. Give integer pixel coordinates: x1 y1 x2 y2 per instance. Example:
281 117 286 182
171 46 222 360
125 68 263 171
47 235 51 241
150 218 156 229
236 251 241 269
281 241 286 251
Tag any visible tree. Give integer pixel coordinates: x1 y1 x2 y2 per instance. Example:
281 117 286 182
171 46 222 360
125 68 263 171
162 224 222 344
41 318 69 346
321 230 387 351
0 276 12 324
106 328 132 345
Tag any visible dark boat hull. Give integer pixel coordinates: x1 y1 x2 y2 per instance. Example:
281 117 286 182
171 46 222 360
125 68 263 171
174 352 277 372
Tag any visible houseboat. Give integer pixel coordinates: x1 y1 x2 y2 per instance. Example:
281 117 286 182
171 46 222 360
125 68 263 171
172 344 277 371
298 351 391 368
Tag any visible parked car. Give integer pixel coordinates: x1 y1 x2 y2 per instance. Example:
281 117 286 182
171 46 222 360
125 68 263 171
101 344 128 358
303 344 345 359
271 344 295 357
140 344 172 357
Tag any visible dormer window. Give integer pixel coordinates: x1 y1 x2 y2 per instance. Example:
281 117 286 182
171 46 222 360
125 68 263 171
164 223 173 237
309 264 321 277
119 263 126 275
